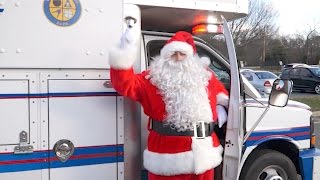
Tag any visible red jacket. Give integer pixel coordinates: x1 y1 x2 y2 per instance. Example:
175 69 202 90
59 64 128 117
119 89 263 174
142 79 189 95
110 67 229 176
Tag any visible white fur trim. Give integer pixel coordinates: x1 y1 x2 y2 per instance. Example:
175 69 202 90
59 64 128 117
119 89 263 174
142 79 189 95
108 46 137 69
217 92 229 107
143 149 194 176
199 56 211 67
143 138 223 176
160 41 194 59
192 137 223 174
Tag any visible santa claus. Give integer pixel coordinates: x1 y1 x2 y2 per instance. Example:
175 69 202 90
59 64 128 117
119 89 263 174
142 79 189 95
109 30 229 180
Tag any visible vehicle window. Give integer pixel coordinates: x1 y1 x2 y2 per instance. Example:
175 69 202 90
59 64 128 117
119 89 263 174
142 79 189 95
281 69 290 76
310 67 320 77
146 40 165 65
196 46 230 85
289 69 294 75
255 72 277 79
241 72 253 81
292 68 300 76
300 68 312 77
145 40 230 89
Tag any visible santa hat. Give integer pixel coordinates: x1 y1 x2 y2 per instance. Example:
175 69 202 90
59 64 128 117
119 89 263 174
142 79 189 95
160 31 196 59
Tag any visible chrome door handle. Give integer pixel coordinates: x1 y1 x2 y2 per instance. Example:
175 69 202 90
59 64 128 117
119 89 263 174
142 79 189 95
53 139 75 162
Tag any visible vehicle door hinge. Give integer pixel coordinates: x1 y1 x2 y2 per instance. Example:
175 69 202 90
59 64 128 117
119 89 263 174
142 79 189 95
14 131 34 154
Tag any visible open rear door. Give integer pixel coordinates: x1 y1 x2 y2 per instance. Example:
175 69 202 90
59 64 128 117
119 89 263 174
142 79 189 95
222 17 244 180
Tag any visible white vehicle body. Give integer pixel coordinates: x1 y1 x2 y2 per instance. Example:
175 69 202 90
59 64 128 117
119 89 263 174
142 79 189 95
0 0 319 180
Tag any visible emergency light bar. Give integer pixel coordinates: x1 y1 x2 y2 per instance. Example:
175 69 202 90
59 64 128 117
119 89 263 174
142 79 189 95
192 24 223 35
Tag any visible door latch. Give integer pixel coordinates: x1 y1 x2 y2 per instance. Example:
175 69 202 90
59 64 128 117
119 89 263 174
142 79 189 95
14 131 34 154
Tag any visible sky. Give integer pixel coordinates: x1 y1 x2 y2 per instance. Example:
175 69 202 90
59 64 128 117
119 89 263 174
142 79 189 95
271 0 320 35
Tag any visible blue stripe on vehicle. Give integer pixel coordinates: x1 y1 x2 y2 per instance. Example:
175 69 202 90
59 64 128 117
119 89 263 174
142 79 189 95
0 151 48 161
49 155 120 168
0 92 118 99
70 145 123 155
0 144 123 173
48 92 118 97
0 151 48 173
49 144 124 168
245 126 310 147
0 9 4 13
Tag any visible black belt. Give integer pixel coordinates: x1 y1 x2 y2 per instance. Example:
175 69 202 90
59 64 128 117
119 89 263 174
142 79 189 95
150 119 215 138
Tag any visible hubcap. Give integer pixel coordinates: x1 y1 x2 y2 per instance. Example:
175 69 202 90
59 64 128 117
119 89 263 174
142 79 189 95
315 85 320 94
258 165 287 180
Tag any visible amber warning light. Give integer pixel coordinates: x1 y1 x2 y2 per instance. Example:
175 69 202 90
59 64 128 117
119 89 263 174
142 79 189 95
192 24 223 35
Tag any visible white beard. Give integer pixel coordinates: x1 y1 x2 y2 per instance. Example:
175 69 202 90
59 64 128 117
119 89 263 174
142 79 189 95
149 55 213 132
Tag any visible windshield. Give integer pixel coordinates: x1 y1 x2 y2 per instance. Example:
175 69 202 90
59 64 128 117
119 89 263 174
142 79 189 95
255 71 277 79
310 67 320 76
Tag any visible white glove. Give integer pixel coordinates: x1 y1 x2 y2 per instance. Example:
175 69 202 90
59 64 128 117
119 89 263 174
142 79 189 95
217 105 227 128
119 28 136 49
108 27 138 69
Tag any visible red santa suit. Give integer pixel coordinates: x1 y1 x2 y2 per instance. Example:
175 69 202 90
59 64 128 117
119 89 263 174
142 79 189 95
109 31 229 180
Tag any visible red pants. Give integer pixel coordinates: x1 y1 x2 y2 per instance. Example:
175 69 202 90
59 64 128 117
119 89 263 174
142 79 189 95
148 169 214 180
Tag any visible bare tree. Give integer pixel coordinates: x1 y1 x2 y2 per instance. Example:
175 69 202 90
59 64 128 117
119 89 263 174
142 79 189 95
227 0 279 66
281 34 305 64
229 0 279 46
304 23 320 64
197 0 280 66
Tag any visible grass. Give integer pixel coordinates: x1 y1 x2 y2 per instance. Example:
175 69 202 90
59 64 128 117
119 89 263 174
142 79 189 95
290 96 320 111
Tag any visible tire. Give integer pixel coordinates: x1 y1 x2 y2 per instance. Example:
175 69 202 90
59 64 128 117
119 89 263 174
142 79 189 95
240 149 298 180
315 84 320 94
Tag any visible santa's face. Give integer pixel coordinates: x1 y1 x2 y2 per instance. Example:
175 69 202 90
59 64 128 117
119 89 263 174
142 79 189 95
170 51 187 61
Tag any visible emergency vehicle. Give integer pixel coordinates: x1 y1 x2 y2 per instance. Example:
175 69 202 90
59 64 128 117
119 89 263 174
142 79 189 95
0 0 319 180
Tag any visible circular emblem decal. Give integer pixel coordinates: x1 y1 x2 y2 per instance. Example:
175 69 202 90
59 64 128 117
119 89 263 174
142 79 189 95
44 0 81 26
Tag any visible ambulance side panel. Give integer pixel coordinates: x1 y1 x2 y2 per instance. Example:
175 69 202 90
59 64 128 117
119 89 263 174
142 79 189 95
0 70 129 180
45 75 121 179
0 80 30 145
0 72 41 180
0 0 122 68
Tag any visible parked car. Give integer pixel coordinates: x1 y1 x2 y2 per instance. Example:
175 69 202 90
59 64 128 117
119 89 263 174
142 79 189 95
280 65 320 94
240 69 278 94
282 63 308 69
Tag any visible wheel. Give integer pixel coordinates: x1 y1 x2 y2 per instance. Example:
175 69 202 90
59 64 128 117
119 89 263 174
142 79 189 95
240 149 298 180
315 84 320 94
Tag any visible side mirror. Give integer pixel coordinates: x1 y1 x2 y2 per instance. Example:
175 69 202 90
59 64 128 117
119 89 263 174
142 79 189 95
268 79 293 107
